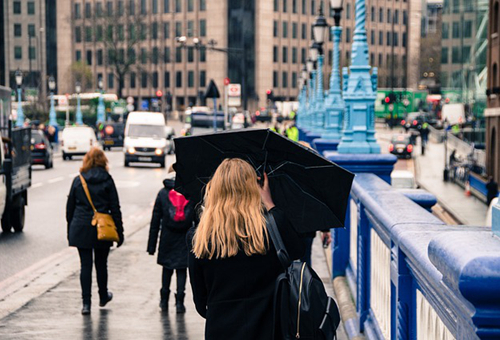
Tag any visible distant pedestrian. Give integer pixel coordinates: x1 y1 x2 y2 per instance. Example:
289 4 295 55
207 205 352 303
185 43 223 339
285 122 299 142
66 148 124 315
188 158 304 340
147 172 195 314
486 176 498 206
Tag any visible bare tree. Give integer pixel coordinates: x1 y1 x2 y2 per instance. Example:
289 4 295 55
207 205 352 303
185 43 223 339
70 61 93 91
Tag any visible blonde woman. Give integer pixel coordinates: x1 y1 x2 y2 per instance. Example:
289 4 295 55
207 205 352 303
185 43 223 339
188 158 304 340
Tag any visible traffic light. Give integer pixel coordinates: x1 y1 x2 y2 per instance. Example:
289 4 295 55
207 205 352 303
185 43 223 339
382 92 397 105
266 89 273 101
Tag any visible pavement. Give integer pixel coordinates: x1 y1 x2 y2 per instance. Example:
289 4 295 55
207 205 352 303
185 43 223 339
0 221 347 339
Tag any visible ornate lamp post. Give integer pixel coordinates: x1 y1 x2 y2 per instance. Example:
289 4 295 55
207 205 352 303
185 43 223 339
15 69 24 127
48 76 58 127
311 6 329 135
97 77 106 124
75 82 83 125
297 64 308 127
306 58 316 131
323 0 345 140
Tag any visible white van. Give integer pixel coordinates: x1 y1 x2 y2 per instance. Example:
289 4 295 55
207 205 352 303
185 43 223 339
124 111 168 167
441 103 466 126
61 126 99 160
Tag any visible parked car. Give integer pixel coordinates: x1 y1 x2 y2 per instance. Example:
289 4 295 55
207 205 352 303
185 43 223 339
102 122 125 151
61 126 99 160
401 112 424 131
31 129 53 169
389 134 413 158
255 109 273 122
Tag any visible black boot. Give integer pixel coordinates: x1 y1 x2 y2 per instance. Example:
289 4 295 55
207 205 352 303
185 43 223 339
160 288 170 313
99 291 113 307
175 293 186 314
81 302 91 315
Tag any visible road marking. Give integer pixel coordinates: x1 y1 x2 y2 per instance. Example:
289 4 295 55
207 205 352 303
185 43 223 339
32 183 43 189
48 176 64 184
67 173 78 179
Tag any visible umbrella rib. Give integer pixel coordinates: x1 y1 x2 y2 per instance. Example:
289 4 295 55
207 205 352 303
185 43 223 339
267 161 336 175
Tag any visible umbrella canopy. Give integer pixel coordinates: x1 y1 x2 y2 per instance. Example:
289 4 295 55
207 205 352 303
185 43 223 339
173 129 354 233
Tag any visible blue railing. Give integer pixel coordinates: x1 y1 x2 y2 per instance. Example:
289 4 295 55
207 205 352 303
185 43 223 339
333 173 500 339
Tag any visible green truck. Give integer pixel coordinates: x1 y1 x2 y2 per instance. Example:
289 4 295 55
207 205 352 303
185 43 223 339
375 89 428 124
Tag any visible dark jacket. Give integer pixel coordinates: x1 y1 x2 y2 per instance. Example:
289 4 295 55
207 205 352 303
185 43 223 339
66 167 124 249
147 179 195 269
188 207 304 340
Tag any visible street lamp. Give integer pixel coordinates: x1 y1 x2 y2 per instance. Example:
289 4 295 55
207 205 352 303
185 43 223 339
75 81 83 125
97 77 105 124
48 76 58 127
330 0 344 27
15 69 24 127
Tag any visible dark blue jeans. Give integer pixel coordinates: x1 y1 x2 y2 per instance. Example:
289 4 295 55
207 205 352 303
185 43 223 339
77 248 110 303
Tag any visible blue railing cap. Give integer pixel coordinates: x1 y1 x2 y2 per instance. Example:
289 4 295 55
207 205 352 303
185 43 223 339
397 189 438 209
429 230 500 306
325 153 398 165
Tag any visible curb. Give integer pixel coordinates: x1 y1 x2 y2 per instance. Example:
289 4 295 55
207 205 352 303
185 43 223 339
0 205 153 321
333 276 365 340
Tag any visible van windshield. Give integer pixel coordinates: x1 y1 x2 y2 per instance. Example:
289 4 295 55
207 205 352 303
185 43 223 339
128 124 165 138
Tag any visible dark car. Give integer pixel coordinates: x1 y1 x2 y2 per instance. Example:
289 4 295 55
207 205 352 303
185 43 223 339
31 129 54 168
102 122 125 150
401 112 424 132
389 134 413 158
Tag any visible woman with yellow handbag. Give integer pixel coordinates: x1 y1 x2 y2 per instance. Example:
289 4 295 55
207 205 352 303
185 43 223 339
66 147 124 315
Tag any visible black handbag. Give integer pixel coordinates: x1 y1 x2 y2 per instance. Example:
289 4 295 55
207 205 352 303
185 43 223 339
266 213 341 340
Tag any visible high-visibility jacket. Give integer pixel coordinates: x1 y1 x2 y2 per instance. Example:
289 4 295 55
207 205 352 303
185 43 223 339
286 126 299 142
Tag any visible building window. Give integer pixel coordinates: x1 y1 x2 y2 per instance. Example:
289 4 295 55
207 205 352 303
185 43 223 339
151 22 158 39
187 21 194 37
311 0 315 15
452 47 461 63
442 23 449 39
301 23 306 39
164 47 171 62
282 46 288 63
117 1 124 15
14 24 22 37
441 47 449 64
127 48 135 63
141 0 146 14
164 22 170 38
188 0 193 11
371 6 375 22
86 50 92 65
176 71 182 87
75 27 82 43
176 47 182 62
370 30 375 44
464 21 472 38
403 11 407 25
85 27 92 42
273 71 278 87
283 22 288 38
273 46 278 62
282 72 288 88
175 22 182 36
274 0 278 11
27 1 35 14
97 50 103 65
200 0 206 11
463 46 471 63
199 47 206 62
187 47 194 62
494 1 499 34
378 53 383 66
152 72 158 88
85 3 91 18
28 24 35 37
283 0 287 12
346 3 351 19
292 23 297 39
188 71 194 87
274 21 278 37
387 9 391 23
164 71 170 87
292 0 297 13
164 0 169 12
200 70 206 87
152 0 158 13
152 47 159 64
140 23 147 40
292 47 297 63
141 72 148 88
346 28 351 43
379 8 383 22
175 0 181 12
75 50 81 61
386 31 391 46
129 0 135 14
74 3 80 18
107 1 113 15
130 72 136 88
452 22 460 38
402 32 407 47
96 25 103 41
141 48 147 64
379 31 383 45
13 1 21 14
292 72 297 88
29 46 36 60
393 32 398 46
200 20 206 36
301 47 306 64
394 10 399 24
302 0 306 14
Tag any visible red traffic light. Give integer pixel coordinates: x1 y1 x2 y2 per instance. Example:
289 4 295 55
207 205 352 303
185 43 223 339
266 89 272 95
384 96 390 104
156 90 163 97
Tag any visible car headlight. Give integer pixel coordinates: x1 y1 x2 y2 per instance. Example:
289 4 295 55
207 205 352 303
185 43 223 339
155 148 163 156
128 147 136 154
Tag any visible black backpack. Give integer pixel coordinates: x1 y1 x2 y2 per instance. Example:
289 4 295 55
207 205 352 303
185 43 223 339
266 213 341 340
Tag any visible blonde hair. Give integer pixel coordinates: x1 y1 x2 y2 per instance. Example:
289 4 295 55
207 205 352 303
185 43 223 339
193 158 268 259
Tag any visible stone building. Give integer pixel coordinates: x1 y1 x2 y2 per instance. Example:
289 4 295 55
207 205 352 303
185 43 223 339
419 0 442 92
55 0 421 113
486 0 500 181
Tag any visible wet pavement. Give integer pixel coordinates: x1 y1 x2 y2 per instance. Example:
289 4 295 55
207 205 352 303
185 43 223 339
0 222 347 340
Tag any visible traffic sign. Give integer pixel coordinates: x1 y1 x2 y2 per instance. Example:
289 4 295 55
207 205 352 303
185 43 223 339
156 90 163 97
228 84 241 97
126 96 134 104
388 104 394 112
224 77 230 86
402 99 410 107
126 104 134 112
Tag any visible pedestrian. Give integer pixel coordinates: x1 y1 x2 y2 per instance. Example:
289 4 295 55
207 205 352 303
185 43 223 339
486 176 498 206
188 158 304 340
285 121 299 142
147 171 195 314
66 147 124 315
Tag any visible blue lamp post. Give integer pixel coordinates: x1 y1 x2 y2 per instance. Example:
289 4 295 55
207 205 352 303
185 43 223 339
96 77 105 124
75 82 83 125
15 69 24 127
323 0 345 140
48 76 58 127
337 0 380 154
306 58 316 131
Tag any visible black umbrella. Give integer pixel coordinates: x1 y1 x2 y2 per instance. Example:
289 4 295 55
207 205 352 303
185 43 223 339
173 129 354 232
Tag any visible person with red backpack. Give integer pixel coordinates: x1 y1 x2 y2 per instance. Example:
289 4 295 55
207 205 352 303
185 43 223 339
147 176 195 313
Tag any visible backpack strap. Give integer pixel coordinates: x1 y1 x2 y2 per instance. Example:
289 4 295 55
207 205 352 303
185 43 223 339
79 174 97 213
265 211 291 270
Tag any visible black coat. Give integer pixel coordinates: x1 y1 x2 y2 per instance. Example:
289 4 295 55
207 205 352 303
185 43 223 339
147 179 195 269
66 167 124 249
188 207 304 340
